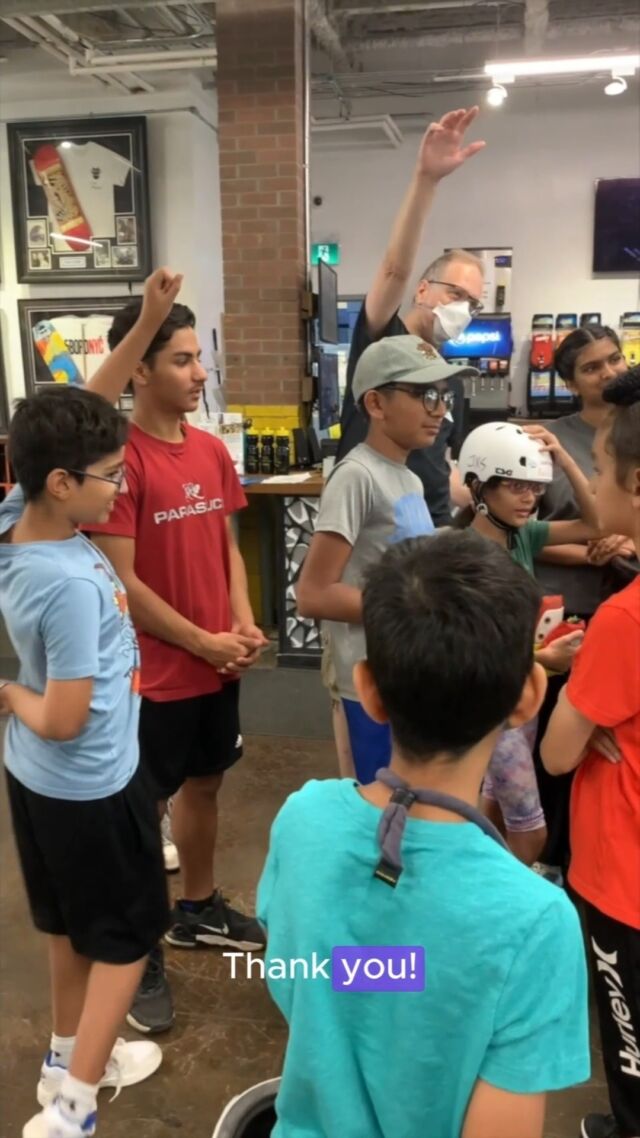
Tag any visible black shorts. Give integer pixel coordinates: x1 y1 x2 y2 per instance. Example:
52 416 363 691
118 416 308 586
139 681 243 801
6 764 170 964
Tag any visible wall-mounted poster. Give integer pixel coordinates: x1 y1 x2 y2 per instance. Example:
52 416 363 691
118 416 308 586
18 297 134 413
0 329 10 434
8 116 151 284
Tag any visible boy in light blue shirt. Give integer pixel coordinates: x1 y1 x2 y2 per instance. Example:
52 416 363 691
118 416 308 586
0 270 182 1138
258 529 591 1138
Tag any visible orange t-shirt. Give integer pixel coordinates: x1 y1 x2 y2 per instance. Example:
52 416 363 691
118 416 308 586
567 575 640 930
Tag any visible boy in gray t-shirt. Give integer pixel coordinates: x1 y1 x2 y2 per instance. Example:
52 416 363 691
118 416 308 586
297 335 476 783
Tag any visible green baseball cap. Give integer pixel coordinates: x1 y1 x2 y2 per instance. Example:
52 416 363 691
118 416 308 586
352 334 479 403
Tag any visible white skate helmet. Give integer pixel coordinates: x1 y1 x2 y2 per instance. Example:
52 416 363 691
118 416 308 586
458 422 554 488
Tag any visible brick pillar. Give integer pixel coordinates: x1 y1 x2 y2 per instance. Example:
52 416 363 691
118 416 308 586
217 0 307 420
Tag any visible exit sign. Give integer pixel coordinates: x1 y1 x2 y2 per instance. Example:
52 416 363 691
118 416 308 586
312 242 340 266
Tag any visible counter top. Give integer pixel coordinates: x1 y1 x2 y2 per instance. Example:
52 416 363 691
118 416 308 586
242 472 324 497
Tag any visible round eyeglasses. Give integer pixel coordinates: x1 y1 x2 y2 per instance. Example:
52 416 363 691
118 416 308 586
382 383 455 413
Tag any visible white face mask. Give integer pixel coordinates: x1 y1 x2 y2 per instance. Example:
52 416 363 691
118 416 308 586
431 299 472 347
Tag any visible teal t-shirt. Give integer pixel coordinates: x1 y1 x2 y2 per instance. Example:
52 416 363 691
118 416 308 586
512 518 550 575
257 779 590 1138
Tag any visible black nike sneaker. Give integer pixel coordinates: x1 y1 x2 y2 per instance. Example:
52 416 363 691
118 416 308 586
165 889 266 951
580 1115 622 1138
126 944 175 1034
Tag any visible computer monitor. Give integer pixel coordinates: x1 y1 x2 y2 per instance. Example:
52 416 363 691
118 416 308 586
318 259 338 344
317 350 340 430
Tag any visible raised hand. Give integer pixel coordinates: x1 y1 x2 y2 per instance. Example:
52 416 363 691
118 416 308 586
417 107 486 182
140 267 183 328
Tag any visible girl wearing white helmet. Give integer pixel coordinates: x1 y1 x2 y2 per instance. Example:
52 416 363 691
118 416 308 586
456 420 600 865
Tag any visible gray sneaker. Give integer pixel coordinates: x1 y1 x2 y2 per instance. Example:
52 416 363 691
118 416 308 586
126 945 174 1034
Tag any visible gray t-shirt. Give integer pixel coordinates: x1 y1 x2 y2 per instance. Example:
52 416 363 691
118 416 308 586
536 414 602 615
315 443 434 699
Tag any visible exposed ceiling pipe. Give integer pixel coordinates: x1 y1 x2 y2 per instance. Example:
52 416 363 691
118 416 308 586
334 1 522 13
72 53 217 75
84 46 216 65
524 0 549 54
312 112 403 145
156 5 192 35
0 0 194 14
1 14 129 90
355 15 639 49
37 11 155 91
308 0 354 71
356 25 521 48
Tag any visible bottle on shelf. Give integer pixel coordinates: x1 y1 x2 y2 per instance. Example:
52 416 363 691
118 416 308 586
274 428 291 475
260 428 275 475
244 421 260 475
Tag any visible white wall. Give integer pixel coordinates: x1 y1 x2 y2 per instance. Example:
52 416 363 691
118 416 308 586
310 86 640 406
0 76 224 406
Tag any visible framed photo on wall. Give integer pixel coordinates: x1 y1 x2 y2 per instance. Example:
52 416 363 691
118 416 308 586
0 329 10 434
8 116 151 284
18 297 135 413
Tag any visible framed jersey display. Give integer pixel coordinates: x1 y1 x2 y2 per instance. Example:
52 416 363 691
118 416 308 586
18 297 134 413
8 116 151 284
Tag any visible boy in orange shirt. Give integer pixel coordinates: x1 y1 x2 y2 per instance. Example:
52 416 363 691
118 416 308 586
542 366 640 1138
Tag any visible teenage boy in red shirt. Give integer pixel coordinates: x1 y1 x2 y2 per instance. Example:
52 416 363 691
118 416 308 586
542 368 640 1138
91 300 267 1035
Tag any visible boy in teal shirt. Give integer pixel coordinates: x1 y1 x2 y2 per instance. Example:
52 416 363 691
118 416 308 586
258 529 590 1138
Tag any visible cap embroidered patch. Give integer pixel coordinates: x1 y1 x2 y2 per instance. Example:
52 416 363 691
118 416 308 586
417 341 438 359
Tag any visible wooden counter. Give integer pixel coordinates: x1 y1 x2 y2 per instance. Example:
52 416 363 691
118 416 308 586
242 472 324 497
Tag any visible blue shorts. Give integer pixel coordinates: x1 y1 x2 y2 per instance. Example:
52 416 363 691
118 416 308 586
342 699 391 785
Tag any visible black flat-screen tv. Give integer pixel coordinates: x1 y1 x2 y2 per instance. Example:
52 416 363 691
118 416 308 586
317 350 340 430
318 259 338 344
593 179 640 272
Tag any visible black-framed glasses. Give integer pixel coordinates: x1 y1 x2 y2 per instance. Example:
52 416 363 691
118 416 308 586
381 383 455 412
427 279 484 315
67 468 127 489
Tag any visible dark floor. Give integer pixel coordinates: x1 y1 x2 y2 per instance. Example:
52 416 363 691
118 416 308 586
0 720 610 1137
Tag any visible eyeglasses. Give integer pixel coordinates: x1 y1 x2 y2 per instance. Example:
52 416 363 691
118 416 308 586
500 478 546 498
381 383 455 412
67 468 127 489
427 280 484 316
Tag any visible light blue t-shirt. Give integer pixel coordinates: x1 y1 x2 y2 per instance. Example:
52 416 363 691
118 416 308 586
0 487 140 800
257 779 590 1138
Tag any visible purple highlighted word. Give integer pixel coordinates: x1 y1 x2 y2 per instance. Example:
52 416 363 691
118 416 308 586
331 946 425 992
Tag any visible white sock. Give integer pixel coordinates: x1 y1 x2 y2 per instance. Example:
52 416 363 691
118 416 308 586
58 1072 99 1122
49 1034 76 1068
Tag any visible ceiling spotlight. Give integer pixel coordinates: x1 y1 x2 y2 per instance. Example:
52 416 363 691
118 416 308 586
486 83 508 107
60 140 73 149
605 75 627 96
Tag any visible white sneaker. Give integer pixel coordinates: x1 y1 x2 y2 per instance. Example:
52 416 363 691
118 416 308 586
37 1038 162 1107
23 1098 96 1138
161 813 179 874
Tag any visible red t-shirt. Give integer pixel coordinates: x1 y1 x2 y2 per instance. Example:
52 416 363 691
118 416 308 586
567 575 640 929
91 423 247 702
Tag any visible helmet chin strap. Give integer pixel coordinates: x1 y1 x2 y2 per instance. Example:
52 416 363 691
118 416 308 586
473 486 518 550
